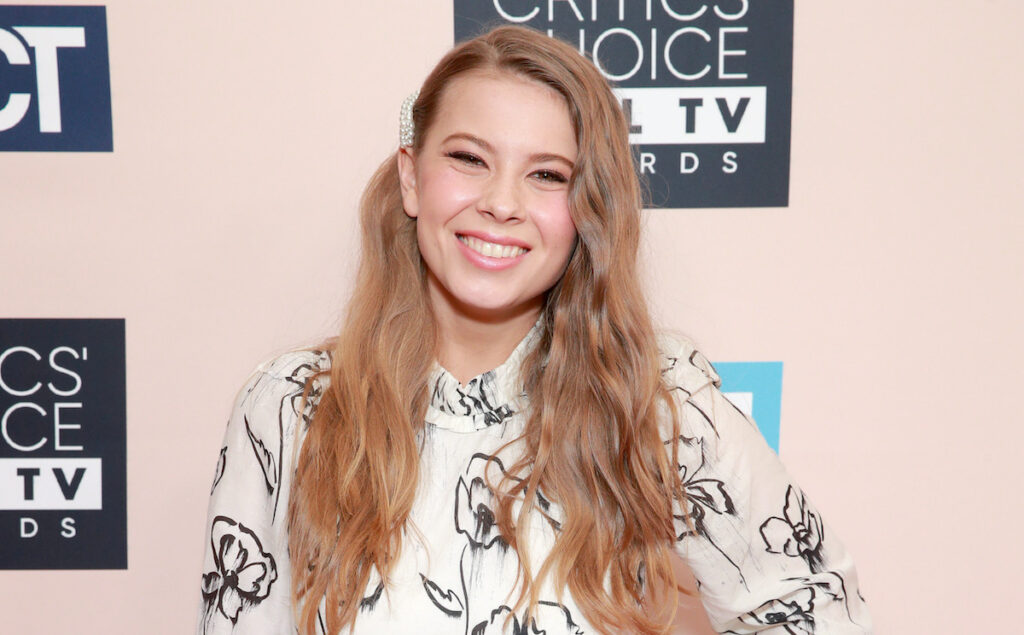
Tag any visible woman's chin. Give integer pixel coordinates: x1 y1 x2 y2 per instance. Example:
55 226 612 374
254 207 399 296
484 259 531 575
444 292 543 324
425 272 546 324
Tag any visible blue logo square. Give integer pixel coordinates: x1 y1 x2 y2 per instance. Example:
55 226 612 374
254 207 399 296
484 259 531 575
715 361 783 452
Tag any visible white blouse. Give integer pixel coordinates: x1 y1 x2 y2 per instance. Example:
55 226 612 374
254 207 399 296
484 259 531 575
197 325 872 634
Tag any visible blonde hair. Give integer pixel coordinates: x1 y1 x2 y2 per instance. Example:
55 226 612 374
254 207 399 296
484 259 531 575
289 25 685 634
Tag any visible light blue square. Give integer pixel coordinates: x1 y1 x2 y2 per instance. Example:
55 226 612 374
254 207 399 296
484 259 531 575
714 362 783 453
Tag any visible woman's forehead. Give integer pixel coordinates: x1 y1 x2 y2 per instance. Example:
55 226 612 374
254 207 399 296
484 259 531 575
426 71 576 155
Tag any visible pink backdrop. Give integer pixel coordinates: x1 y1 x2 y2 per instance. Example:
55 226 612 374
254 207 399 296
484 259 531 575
3 1 1022 632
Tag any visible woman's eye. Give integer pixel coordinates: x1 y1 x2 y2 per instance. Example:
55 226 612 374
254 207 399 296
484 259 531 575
533 169 568 184
446 151 485 166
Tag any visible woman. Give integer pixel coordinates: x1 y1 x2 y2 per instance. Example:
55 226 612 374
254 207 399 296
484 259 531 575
197 25 871 635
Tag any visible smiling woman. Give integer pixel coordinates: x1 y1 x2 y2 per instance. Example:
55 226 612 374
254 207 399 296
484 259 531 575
196 25 871 635
397 71 579 378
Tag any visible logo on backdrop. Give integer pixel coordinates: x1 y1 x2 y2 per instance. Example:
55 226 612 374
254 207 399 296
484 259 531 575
716 360 783 452
0 319 126 569
0 5 112 151
453 1 793 208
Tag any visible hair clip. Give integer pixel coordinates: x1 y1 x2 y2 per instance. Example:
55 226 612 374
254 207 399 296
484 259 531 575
399 90 419 148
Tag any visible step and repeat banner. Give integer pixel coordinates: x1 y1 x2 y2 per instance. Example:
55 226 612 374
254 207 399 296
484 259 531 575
0 3 785 574
3 1 1020 634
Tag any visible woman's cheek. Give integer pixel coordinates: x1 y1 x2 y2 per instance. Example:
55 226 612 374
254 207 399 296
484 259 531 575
535 196 577 246
422 169 480 217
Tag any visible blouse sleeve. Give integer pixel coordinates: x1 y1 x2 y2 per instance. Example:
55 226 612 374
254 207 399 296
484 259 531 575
196 351 328 635
660 334 872 634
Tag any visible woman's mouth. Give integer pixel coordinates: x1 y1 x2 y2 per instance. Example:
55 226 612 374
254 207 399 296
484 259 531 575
456 234 529 259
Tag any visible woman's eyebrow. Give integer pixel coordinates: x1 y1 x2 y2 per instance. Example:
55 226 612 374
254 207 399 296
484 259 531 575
441 132 575 169
531 152 575 170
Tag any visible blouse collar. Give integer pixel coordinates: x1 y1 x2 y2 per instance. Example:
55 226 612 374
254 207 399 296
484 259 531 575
424 319 542 433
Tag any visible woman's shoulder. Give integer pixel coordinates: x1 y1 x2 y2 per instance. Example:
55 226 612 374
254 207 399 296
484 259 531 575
655 329 721 395
252 347 332 382
229 347 332 436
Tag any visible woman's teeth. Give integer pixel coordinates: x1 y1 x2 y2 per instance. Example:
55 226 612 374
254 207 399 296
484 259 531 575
458 235 527 259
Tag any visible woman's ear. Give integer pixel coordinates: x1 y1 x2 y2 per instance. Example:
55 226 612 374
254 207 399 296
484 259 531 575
397 148 418 218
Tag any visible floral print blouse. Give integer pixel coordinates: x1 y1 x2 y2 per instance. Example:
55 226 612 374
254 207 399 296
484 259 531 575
197 325 872 634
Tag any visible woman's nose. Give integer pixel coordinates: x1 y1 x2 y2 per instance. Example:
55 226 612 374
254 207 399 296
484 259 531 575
477 172 522 222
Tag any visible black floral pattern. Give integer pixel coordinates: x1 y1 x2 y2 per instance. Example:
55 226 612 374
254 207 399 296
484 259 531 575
785 571 864 625
662 347 725 441
736 588 816 634
237 372 285 522
668 436 746 586
425 327 537 433
673 440 736 540
197 337 871 632
210 446 226 494
470 602 585 635
455 453 512 551
433 451 578 634
282 356 327 431
234 353 327 526
200 516 278 628
454 451 560 549
244 415 278 495
360 580 385 612
760 485 825 572
421 574 464 618
431 370 518 429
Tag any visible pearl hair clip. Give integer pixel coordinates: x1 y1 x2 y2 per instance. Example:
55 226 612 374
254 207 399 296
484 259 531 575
399 90 419 148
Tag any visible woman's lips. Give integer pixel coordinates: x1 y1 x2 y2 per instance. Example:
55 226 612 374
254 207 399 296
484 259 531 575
457 234 528 258
455 233 529 270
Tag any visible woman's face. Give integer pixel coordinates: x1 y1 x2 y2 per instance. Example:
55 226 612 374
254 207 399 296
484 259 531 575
398 71 578 324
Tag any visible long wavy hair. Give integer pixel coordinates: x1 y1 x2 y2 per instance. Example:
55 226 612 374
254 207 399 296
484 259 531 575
289 25 685 634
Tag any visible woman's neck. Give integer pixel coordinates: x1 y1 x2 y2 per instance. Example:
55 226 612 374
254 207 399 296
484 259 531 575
429 289 542 385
